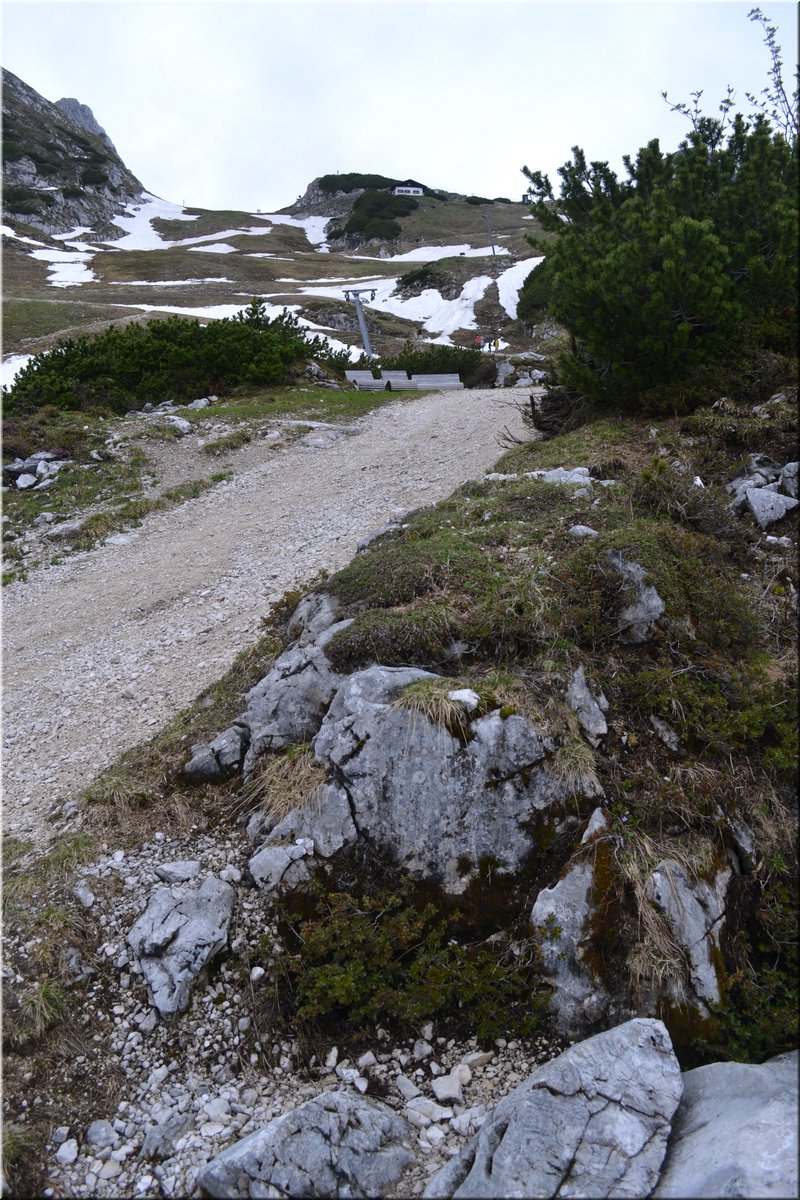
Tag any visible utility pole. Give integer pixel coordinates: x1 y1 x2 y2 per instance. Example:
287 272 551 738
482 210 496 257
344 288 377 360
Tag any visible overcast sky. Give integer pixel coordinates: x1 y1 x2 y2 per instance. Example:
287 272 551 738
2 1 797 213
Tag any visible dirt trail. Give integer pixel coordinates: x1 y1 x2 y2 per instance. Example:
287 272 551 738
2 387 530 846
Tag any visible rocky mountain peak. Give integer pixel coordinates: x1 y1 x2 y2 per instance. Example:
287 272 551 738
2 67 144 237
54 96 118 155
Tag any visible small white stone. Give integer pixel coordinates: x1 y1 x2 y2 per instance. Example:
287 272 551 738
249 966 266 983
395 1074 421 1101
200 1121 226 1138
407 1096 454 1122
432 1074 463 1104
357 1051 377 1070
55 1138 78 1166
413 1039 433 1061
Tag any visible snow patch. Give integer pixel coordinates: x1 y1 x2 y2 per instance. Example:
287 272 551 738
187 244 238 254
496 256 544 318
108 278 233 287
29 248 96 287
351 244 509 263
254 213 330 246
2 355 34 389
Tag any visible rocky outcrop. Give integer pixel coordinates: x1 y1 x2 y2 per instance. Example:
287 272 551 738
728 450 799 529
54 97 118 154
606 551 666 643
198 1090 415 1199
654 1051 798 1198
2 68 143 236
566 665 609 746
424 1018 683 1198
260 663 601 894
646 859 731 1012
240 618 352 774
183 605 351 784
530 809 612 1038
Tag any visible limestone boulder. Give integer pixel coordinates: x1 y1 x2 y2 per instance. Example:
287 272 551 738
127 876 235 1017
311 665 599 894
530 808 611 1037
655 1051 798 1198
260 783 357 859
240 618 352 772
646 859 731 1011
424 1018 683 1198
183 725 248 784
565 665 609 746
197 1089 414 1198
248 838 313 894
606 551 665 643
745 487 798 529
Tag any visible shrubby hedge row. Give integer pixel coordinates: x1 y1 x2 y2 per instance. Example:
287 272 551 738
3 302 352 417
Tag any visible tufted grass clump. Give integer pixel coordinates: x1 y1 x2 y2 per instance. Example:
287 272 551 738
238 743 326 825
392 677 498 742
326 527 495 610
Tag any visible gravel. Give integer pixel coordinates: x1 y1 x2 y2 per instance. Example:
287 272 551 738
3 387 531 848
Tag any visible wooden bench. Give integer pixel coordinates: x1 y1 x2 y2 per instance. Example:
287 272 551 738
345 370 464 391
345 370 390 392
409 374 464 390
380 370 413 384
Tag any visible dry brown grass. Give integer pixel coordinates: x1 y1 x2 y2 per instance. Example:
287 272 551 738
617 828 720 1003
237 743 327 827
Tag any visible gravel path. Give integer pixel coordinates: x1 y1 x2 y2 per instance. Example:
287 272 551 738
2 387 530 847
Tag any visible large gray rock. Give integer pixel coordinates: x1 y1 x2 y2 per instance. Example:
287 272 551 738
424 1018 683 1198
655 1051 798 1198
530 809 611 1037
285 591 342 644
646 859 731 1010
127 876 235 1016
141 1113 194 1161
312 665 598 893
197 1089 414 1198
606 551 665 643
248 839 313 893
745 487 799 529
263 783 357 858
241 618 352 772
565 665 609 746
779 461 798 499
184 725 248 784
